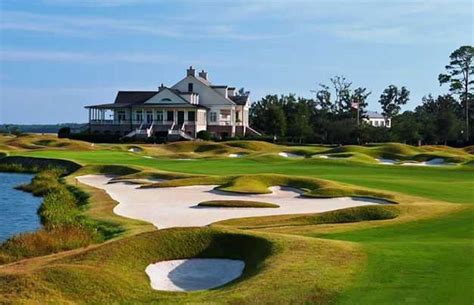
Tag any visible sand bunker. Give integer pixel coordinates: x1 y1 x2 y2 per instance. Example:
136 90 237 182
377 158 398 165
145 259 245 291
400 158 455 166
77 175 390 229
278 152 304 158
128 147 142 153
228 153 245 158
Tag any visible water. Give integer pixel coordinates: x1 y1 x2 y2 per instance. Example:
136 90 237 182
0 173 43 242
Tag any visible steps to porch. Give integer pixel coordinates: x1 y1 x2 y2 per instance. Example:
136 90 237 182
123 122 194 141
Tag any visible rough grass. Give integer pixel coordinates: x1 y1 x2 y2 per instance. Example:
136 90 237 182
0 228 364 305
214 205 400 229
198 200 279 208
1 136 473 304
144 174 396 203
0 134 94 151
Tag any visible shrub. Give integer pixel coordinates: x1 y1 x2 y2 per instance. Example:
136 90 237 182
197 130 211 140
58 127 71 138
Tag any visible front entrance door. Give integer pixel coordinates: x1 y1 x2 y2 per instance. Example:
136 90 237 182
177 111 185 125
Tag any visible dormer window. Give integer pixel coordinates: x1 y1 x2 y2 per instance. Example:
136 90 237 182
161 98 171 102
188 83 193 92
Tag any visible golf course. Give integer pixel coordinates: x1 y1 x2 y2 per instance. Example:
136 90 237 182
0 134 473 304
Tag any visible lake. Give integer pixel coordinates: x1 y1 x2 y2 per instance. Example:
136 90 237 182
0 172 43 242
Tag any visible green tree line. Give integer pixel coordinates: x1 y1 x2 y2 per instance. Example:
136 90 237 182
249 46 473 145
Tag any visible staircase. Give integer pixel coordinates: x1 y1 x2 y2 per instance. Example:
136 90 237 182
168 123 194 141
124 123 150 138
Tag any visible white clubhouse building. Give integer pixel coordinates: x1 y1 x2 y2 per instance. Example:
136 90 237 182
364 111 391 128
86 67 259 140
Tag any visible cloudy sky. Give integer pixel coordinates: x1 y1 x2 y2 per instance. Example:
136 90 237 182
0 0 472 124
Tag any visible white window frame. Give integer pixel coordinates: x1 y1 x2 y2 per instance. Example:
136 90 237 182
210 112 217 122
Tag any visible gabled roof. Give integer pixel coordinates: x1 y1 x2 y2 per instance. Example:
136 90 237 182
366 111 385 119
114 91 158 104
230 95 249 105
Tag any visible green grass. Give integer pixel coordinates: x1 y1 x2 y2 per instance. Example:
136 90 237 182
215 205 400 229
318 208 474 305
14 149 473 203
197 200 280 208
1 137 473 304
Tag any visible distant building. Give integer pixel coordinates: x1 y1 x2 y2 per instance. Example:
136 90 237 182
85 67 260 140
364 111 391 128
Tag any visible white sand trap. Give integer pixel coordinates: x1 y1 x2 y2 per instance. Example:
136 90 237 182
128 147 141 153
77 175 391 229
228 153 245 158
278 152 304 158
401 158 453 166
316 155 329 159
146 259 245 291
377 158 398 165
175 158 196 161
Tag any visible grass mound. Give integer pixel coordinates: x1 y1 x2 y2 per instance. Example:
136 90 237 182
0 156 80 175
224 140 280 151
215 205 400 229
198 200 279 208
0 134 93 151
0 228 274 304
143 173 396 202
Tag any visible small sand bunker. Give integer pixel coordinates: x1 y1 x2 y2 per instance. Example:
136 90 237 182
146 259 245 291
175 158 196 161
128 147 142 153
278 152 304 158
401 158 451 166
316 155 329 159
377 158 398 165
228 153 245 158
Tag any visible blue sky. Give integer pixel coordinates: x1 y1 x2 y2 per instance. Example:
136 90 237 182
0 0 472 124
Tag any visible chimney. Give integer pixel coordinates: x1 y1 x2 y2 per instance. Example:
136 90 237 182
158 83 165 90
187 66 195 77
198 69 208 80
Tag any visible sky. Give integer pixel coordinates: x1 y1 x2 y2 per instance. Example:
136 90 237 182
0 0 472 124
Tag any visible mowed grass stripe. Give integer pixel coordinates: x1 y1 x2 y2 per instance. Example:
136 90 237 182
14 150 474 204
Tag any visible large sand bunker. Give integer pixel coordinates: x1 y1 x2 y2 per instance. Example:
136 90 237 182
77 175 391 229
145 258 245 291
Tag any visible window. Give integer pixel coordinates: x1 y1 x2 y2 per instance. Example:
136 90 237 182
161 98 171 102
381 120 385 127
187 111 195 122
188 83 193 92
135 110 143 122
220 109 230 120
156 110 163 122
210 112 217 122
374 120 379 126
146 111 153 123
167 111 174 121
117 111 126 121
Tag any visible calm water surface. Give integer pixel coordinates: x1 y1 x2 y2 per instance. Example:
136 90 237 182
0 173 42 242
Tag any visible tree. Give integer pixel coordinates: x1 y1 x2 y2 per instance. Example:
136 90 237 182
438 45 474 141
249 95 286 137
415 94 463 144
236 87 250 97
391 111 421 144
378 85 410 118
330 75 352 113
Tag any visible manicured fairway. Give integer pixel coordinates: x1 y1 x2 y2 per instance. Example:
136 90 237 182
320 208 474 305
15 150 474 203
2 139 473 304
